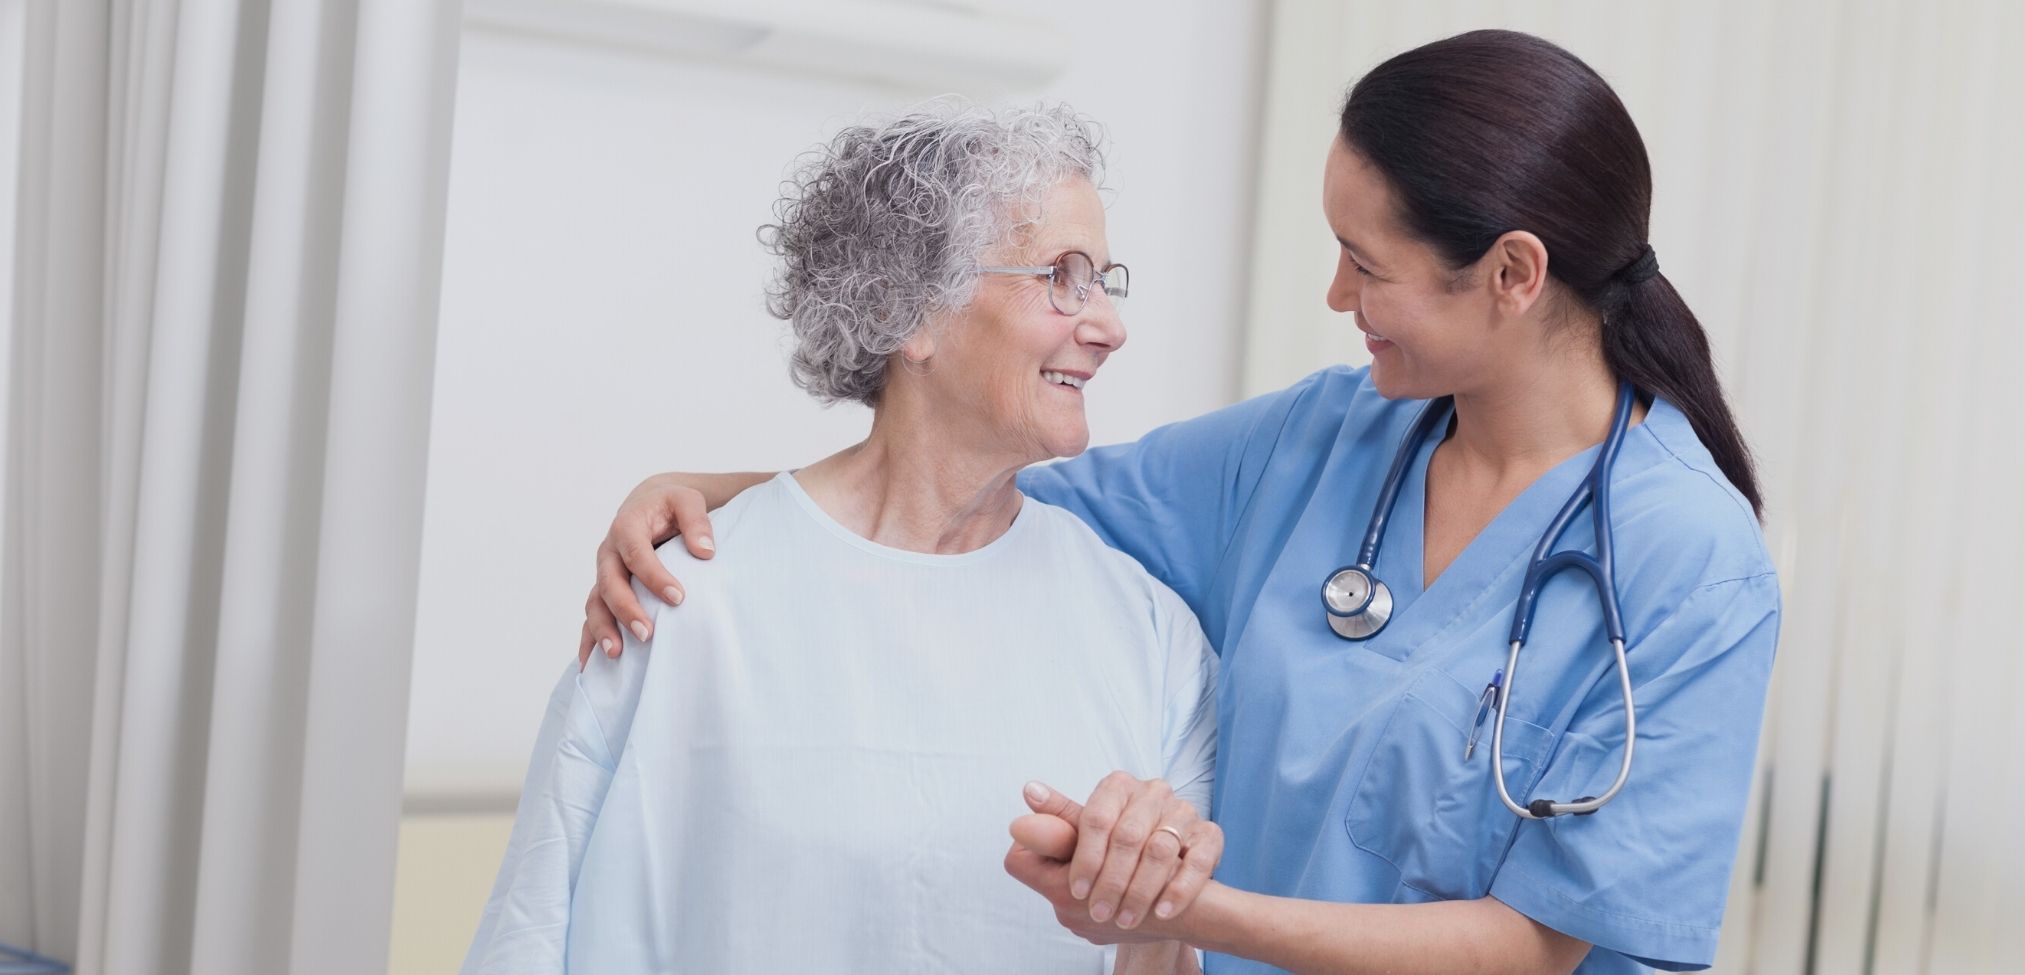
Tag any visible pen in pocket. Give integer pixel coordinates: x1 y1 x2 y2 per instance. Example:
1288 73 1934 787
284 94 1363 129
1465 669 1504 760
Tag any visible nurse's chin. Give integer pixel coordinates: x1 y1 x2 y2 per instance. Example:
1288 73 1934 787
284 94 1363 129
1364 365 1440 402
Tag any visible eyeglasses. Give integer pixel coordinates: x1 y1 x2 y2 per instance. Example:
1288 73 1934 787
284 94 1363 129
979 250 1130 316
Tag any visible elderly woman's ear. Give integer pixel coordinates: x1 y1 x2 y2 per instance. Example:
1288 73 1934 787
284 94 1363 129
901 328 936 365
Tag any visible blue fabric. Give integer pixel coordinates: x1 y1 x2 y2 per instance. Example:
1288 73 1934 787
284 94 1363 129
1019 366 1779 974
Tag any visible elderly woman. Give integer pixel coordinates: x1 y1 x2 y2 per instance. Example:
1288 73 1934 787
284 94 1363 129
460 104 1219 974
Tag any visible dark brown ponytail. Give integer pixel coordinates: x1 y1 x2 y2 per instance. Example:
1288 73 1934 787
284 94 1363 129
1340 29 1763 517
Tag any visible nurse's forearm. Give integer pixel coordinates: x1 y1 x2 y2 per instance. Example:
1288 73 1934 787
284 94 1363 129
1178 883 1587 975
658 470 775 510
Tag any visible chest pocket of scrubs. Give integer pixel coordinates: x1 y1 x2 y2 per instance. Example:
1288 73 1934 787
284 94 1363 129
1345 668 1558 900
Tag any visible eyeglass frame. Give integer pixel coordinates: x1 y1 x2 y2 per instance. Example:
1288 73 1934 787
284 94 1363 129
978 250 1130 316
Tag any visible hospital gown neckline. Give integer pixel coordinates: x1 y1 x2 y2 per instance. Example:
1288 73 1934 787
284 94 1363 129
777 470 1035 566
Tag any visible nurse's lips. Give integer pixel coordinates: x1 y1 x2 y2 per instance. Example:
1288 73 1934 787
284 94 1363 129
1362 330 1393 353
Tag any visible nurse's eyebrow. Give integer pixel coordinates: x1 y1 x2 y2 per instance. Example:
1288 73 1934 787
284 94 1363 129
1334 235 1380 268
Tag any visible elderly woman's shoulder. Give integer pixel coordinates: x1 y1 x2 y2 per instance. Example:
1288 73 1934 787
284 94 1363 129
646 476 785 576
1259 363 1407 435
1014 497 1197 616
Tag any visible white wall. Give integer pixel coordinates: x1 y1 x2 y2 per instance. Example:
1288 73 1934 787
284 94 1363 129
403 0 1266 802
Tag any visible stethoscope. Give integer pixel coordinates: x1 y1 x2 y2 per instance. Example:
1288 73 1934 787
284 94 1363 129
1320 383 1638 820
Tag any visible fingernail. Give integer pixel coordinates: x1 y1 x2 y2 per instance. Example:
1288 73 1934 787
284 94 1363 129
663 586 683 606
1090 901 1113 923
600 638 615 658
1117 910 1137 928
1155 901 1175 919
1072 879 1091 900
1024 781 1049 802
630 620 650 641
694 535 715 554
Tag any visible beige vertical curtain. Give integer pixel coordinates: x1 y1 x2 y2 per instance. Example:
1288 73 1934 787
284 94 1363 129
1243 1 2025 972
1 1 463 972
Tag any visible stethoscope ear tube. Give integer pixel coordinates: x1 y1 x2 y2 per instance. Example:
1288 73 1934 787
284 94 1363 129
1507 384 1636 647
1495 384 1637 818
1492 636 1637 819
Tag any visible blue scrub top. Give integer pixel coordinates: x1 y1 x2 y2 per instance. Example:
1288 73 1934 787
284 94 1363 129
1019 366 1779 974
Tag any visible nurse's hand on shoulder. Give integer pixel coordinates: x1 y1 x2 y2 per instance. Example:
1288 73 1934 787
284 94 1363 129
1006 777 1222 940
578 473 719 667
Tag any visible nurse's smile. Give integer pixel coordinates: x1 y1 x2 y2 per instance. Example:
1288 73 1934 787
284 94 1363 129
1357 316 1393 354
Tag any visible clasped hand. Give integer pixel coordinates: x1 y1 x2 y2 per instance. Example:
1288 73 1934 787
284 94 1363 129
1004 772 1222 944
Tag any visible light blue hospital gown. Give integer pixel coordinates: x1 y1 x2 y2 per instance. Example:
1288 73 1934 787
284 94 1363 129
461 473 1217 974
1020 365 1780 974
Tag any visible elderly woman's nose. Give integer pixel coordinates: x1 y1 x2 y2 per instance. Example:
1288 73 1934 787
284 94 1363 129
1076 294 1127 351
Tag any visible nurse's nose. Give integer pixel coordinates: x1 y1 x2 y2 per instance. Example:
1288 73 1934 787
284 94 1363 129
1325 252 1362 314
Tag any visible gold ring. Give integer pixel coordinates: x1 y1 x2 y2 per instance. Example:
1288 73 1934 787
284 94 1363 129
1154 825 1188 850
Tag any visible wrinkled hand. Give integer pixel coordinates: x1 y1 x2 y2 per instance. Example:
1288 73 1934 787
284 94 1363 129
578 474 718 667
1004 776 1222 943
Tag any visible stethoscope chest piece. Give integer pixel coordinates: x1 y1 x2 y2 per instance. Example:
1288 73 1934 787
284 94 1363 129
1322 566 1393 640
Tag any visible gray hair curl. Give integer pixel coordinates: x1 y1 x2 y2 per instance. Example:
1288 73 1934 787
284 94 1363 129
758 101 1106 406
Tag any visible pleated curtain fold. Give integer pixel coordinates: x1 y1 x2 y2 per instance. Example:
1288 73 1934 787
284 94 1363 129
2 2 463 972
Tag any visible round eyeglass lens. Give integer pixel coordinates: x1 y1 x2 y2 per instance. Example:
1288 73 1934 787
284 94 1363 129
1101 263 1129 299
1051 251 1095 314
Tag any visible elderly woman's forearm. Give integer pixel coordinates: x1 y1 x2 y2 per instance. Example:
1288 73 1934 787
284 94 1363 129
1178 884 1587 975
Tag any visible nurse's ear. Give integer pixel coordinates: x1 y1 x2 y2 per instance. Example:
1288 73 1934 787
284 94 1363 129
1481 229 1551 319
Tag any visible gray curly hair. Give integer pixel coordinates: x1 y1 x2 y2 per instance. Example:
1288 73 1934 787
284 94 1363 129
758 101 1106 406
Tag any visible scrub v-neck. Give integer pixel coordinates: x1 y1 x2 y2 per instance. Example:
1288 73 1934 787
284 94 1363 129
1368 416 1613 660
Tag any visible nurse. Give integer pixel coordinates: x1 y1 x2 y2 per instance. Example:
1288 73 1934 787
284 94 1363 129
575 30 1778 975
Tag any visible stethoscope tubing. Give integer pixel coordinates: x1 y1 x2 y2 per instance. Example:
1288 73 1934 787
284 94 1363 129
1355 397 1455 571
1324 382 1640 820
1509 385 1634 646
